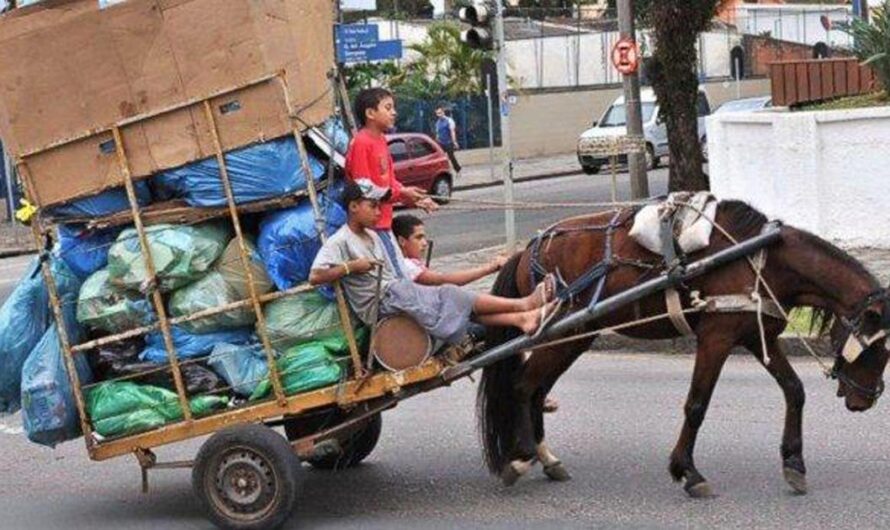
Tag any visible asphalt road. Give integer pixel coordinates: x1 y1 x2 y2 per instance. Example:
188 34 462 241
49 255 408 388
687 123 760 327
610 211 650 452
0 254 32 305
2 354 890 529
420 168 669 256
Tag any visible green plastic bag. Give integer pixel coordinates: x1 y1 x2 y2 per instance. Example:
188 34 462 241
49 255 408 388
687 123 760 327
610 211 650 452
216 237 273 300
264 291 353 351
76 269 155 334
169 271 256 333
250 342 343 401
107 222 231 292
86 381 228 437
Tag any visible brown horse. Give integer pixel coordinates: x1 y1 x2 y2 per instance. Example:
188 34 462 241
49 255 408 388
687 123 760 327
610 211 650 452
478 200 890 497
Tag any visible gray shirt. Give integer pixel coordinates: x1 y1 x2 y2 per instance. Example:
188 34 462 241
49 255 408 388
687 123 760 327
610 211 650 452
311 225 396 325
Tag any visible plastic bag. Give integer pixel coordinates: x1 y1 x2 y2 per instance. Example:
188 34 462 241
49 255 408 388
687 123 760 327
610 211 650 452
90 339 223 395
76 269 155 334
86 381 228 437
216 237 273 300
264 291 350 351
208 343 270 398
57 225 122 279
139 326 255 364
45 181 152 220
250 342 342 401
257 196 346 296
153 137 325 207
0 259 81 414
169 271 255 333
321 117 350 156
107 221 231 292
21 303 91 447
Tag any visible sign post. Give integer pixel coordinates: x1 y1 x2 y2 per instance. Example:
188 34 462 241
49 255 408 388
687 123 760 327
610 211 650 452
615 0 649 200
335 23 403 64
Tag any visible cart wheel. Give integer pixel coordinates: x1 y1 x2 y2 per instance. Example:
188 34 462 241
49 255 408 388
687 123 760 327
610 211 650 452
309 413 382 470
193 424 300 530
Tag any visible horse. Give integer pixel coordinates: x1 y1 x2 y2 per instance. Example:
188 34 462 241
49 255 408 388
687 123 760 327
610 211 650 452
478 200 890 497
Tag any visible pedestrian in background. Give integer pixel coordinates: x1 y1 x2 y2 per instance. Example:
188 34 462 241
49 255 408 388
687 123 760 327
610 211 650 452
434 104 462 176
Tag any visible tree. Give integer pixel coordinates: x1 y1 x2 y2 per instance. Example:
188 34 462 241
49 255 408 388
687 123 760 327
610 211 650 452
607 0 728 191
839 0 890 99
403 21 491 98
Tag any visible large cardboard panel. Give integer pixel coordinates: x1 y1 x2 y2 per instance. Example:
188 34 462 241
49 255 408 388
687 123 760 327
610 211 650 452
0 0 334 206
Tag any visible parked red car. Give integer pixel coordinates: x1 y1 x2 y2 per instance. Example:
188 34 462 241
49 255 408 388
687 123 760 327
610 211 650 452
386 133 454 204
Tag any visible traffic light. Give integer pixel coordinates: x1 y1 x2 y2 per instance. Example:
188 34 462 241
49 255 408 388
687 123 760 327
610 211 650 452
458 1 493 50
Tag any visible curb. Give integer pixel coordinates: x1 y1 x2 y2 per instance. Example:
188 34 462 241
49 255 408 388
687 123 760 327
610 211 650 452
0 247 36 259
453 167 583 192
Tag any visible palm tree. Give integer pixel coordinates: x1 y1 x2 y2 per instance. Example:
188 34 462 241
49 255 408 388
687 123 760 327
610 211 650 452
404 21 492 98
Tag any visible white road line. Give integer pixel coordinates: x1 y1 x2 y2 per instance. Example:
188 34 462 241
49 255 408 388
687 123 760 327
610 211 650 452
0 423 23 435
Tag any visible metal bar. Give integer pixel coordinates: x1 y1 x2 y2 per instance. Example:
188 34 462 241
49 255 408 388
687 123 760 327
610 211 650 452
201 100 288 406
18 72 281 158
71 281 316 354
291 399 397 458
443 226 784 381
110 126 192 422
3 147 13 223
16 161 95 452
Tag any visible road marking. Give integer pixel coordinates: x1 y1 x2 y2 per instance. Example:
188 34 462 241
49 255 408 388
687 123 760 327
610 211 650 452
0 422 23 435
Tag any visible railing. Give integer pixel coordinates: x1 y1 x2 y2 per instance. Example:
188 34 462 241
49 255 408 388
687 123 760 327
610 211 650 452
769 57 878 107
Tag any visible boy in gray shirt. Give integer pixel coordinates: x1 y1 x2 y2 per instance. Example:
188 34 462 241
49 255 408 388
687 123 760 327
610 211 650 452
310 180 554 344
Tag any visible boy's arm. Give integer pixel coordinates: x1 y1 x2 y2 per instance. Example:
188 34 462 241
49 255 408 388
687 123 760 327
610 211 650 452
310 258 381 286
415 257 504 287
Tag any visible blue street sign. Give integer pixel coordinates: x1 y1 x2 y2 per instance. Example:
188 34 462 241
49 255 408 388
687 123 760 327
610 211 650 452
335 23 402 64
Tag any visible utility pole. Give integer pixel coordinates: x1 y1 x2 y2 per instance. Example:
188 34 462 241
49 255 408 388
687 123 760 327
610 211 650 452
617 0 649 199
494 0 516 249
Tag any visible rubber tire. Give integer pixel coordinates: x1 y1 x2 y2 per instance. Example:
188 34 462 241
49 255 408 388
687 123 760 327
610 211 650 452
581 164 601 175
431 176 452 204
193 424 300 530
284 412 382 471
645 144 658 170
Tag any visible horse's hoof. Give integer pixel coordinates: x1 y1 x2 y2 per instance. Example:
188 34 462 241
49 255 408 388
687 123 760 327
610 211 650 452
501 463 523 487
783 467 808 495
543 462 572 482
685 480 715 499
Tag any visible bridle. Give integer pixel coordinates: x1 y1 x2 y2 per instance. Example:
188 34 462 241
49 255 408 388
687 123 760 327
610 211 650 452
829 288 890 401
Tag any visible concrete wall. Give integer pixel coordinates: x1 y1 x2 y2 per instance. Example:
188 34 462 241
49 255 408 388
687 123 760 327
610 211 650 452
708 107 890 248
458 77 772 163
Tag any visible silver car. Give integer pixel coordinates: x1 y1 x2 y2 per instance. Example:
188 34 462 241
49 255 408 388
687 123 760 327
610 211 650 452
577 87 711 174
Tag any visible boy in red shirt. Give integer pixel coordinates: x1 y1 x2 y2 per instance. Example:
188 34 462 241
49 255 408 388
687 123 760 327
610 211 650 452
346 88 438 279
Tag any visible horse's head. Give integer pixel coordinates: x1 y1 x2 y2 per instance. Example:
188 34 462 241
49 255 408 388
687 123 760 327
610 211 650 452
831 288 890 412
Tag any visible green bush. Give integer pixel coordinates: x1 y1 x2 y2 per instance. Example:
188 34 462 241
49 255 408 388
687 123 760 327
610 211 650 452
839 1 890 97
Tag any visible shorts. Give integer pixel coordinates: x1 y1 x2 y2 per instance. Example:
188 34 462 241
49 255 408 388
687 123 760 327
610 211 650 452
380 280 478 344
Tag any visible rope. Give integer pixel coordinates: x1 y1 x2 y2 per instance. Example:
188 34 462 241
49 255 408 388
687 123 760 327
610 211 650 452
429 195 652 211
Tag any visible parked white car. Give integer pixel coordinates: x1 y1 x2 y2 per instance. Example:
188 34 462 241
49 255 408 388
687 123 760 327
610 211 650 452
577 87 711 174
701 96 772 160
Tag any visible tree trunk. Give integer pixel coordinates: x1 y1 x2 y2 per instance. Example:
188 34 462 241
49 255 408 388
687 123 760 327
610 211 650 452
647 2 712 192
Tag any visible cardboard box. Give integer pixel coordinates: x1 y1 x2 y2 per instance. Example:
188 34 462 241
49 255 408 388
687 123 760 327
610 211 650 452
0 0 335 207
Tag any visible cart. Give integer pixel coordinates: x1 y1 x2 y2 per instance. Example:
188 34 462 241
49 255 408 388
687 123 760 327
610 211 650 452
8 25 783 530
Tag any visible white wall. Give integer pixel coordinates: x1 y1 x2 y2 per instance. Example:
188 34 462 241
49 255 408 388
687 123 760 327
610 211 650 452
708 108 890 248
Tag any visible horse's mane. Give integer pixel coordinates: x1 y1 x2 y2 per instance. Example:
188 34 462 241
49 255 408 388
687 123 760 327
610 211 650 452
717 200 769 240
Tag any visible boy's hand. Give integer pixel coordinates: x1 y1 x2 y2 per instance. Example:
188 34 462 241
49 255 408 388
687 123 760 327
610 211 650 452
415 197 439 214
348 258 381 275
488 255 508 273
401 186 428 205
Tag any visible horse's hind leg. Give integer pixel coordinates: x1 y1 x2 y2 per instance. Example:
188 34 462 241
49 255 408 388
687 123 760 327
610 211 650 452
745 333 808 495
669 326 735 498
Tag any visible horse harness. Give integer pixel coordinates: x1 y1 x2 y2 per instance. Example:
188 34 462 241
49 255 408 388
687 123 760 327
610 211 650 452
829 288 890 400
527 207 787 338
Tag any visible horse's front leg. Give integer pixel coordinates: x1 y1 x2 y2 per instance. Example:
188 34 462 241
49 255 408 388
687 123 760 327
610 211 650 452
669 329 734 498
746 334 808 494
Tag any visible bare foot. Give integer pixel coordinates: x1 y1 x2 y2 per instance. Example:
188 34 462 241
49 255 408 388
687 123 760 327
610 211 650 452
518 301 559 335
523 274 557 311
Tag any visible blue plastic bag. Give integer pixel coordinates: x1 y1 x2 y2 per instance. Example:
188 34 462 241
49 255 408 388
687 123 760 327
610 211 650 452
153 137 326 207
321 117 350 156
139 326 255 364
208 343 270 398
257 196 346 299
45 181 152 219
21 302 92 448
57 225 122 279
0 259 82 414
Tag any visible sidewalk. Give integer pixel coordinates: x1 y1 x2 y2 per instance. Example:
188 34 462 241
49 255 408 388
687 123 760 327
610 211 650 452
454 152 581 190
0 202 32 257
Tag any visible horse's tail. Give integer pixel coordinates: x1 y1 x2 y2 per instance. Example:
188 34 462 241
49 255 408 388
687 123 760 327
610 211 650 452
477 252 525 475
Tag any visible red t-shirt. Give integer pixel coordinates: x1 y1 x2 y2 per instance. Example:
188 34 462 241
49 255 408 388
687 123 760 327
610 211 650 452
345 129 402 230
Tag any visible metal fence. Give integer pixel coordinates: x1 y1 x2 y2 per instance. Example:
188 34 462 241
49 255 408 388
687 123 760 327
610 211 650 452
392 92 501 150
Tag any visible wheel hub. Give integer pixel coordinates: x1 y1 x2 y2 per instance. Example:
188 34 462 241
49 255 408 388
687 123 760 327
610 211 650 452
213 450 277 516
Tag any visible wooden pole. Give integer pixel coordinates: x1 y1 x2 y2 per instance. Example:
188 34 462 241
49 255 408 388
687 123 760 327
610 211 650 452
111 127 192 421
